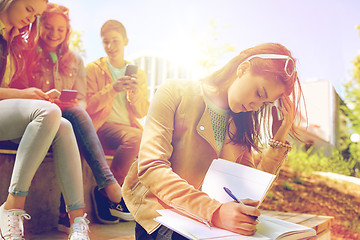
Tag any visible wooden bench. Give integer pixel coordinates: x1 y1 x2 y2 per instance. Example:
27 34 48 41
1 141 333 238
0 140 114 234
262 210 333 240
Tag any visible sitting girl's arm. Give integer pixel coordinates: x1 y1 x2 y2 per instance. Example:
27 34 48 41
0 87 49 100
256 96 295 174
137 82 222 225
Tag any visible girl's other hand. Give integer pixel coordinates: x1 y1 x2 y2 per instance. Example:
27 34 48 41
272 95 295 141
113 76 138 92
212 200 260 236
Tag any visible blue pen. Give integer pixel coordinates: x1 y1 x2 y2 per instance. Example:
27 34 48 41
223 187 259 222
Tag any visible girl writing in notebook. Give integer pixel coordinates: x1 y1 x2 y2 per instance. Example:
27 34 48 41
122 43 304 239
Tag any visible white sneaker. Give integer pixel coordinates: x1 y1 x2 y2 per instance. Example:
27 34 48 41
68 214 90 240
0 204 31 240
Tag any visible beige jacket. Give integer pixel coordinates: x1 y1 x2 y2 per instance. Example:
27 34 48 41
122 80 288 233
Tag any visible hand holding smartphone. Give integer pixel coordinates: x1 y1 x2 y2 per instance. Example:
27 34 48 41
45 89 77 102
273 99 284 121
46 89 61 99
59 90 78 102
125 65 138 76
113 65 139 92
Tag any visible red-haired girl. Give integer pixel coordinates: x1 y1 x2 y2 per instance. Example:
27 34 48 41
122 43 304 239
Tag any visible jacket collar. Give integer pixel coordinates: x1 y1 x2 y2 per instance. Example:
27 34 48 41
196 83 219 155
94 56 130 77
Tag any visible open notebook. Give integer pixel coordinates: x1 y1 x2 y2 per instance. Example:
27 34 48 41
154 159 316 240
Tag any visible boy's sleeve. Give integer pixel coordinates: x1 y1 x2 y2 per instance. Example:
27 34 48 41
85 62 117 115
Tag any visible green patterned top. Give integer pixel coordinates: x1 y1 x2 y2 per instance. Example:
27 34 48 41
204 95 230 155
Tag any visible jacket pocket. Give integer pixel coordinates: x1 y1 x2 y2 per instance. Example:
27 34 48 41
129 180 149 216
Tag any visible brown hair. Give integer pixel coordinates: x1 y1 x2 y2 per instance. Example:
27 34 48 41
204 43 304 151
101 19 127 39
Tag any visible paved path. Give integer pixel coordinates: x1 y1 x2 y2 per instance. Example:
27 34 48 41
314 171 360 185
27 221 135 240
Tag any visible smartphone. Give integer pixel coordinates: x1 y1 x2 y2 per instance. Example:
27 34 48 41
59 90 78 102
125 65 138 76
273 99 284 120
46 89 61 99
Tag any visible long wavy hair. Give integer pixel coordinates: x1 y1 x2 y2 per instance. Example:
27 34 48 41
203 43 305 152
0 0 48 82
0 0 13 12
24 2 74 83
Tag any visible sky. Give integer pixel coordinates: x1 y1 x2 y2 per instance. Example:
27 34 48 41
52 0 360 98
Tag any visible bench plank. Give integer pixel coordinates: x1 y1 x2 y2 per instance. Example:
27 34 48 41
261 210 333 237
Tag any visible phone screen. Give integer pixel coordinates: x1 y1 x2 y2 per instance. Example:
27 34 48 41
273 100 284 120
125 65 138 76
59 90 78 102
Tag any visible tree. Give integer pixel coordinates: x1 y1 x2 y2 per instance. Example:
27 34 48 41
343 26 360 132
69 30 86 58
341 25 360 175
196 20 236 74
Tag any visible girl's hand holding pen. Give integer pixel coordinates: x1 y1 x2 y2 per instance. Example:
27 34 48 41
223 186 260 222
212 200 260 236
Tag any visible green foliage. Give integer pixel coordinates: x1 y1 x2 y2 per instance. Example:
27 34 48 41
197 20 236 74
287 145 356 175
265 191 276 201
70 30 86 58
339 24 360 176
343 25 360 134
293 176 305 185
282 181 294 191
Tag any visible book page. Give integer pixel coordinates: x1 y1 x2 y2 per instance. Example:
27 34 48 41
156 210 316 240
202 159 276 205
154 159 316 240
257 215 316 240
156 209 271 240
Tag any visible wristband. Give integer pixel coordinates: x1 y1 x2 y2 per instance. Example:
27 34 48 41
269 138 292 149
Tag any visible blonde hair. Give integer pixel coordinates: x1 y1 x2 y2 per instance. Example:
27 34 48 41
0 0 14 13
38 3 73 75
2 0 49 82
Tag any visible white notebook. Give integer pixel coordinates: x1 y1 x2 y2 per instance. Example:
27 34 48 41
154 159 316 240
155 209 316 240
202 158 276 206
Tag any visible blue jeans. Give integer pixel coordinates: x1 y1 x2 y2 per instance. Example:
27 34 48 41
62 106 117 189
135 223 187 240
0 99 84 211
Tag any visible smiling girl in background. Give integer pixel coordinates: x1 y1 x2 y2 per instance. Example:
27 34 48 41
122 43 304 240
10 2 125 232
0 1 90 239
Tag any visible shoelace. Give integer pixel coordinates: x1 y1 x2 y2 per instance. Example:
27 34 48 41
69 214 90 240
7 212 31 240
